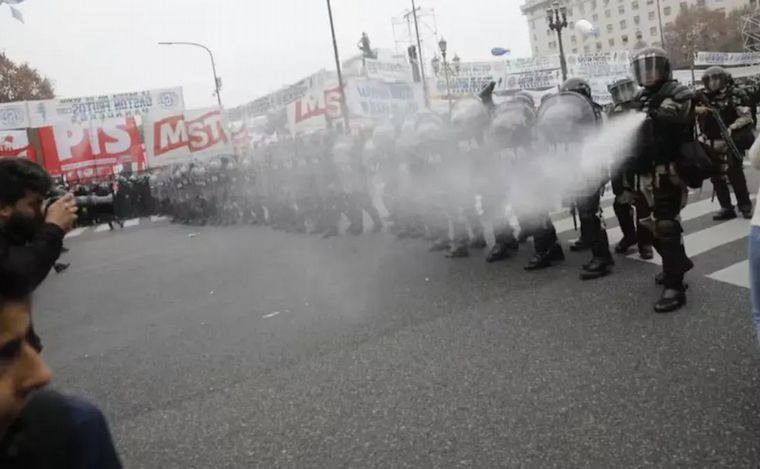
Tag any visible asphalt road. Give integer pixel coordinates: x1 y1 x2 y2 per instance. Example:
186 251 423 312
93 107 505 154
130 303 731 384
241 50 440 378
33 191 760 468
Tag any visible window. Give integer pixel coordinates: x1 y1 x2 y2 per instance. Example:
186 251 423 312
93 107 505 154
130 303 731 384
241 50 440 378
597 41 603 50
609 38 615 46
634 15 640 24
632 0 639 9
620 19 627 29
579 3 586 13
571 35 578 43
680 1 687 10
569 21 575 29
622 34 629 43
530 20 535 29
619 5 625 13
593 13 599 21
697 0 706 5
591 0 598 8
607 23 614 32
533 34 538 41
568 6 574 16
650 25 658 36
649 11 655 19
664 6 671 15
572 48 578 53
547 29 552 35
534 46 539 55
605 9 612 17
647 0 654 4
584 45 590 53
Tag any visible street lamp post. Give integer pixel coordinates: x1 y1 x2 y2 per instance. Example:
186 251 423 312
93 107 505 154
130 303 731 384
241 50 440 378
326 0 351 133
411 0 430 107
438 37 454 116
158 41 223 108
546 2 569 82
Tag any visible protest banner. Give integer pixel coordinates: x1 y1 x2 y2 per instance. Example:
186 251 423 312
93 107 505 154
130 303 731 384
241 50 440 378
345 79 424 119
0 102 30 131
695 51 760 66
143 107 232 168
27 87 185 127
38 117 143 175
503 55 561 73
0 130 34 160
286 70 343 135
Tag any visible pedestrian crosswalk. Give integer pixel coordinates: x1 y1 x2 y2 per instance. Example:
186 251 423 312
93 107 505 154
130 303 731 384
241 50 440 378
553 193 755 289
65 217 168 239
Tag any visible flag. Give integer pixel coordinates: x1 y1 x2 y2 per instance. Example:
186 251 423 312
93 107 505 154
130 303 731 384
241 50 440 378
10 6 23 23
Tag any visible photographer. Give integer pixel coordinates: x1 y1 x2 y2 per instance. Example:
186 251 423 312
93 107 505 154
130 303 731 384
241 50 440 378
0 159 77 298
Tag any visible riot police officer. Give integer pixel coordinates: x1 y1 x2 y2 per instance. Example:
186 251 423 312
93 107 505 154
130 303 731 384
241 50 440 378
560 77 614 280
696 66 754 220
607 77 654 260
632 46 694 312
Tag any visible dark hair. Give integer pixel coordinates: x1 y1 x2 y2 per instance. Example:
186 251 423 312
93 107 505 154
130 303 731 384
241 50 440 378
0 159 52 208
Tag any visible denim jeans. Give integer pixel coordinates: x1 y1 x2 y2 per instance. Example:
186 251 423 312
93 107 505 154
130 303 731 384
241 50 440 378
749 226 760 345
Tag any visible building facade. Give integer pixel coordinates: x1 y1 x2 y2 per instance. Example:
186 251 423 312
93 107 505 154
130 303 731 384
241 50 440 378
521 0 756 56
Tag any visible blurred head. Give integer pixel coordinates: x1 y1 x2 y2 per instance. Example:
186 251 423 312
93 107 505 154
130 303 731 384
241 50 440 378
608 77 638 106
702 66 730 92
632 46 671 88
0 297 52 438
560 77 592 99
0 159 52 242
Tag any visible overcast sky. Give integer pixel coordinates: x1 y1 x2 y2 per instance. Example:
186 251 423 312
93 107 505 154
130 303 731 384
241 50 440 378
0 0 531 109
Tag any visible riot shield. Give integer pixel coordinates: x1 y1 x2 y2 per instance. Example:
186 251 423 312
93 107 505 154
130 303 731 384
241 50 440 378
536 91 599 144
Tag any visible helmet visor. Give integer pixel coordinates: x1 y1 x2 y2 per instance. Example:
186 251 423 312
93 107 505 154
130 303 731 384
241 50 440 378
633 55 668 87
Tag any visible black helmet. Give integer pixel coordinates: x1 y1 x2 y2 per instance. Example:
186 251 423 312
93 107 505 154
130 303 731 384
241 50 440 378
631 46 671 88
702 66 730 92
607 77 638 105
560 77 592 98
513 90 535 108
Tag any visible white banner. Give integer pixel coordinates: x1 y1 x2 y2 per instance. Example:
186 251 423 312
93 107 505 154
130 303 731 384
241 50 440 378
504 55 561 73
0 102 30 130
144 107 232 168
695 51 760 66
28 87 185 127
345 79 424 119
500 69 563 91
286 70 342 135
0 130 32 159
364 58 412 83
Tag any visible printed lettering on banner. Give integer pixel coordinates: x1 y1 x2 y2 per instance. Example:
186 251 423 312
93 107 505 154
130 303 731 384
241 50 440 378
0 130 34 160
363 58 412 83
28 87 185 127
286 70 343 135
695 51 760 66
38 117 142 175
503 55 561 74
144 107 232 167
0 102 30 131
346 79 424 119
500 69 563 91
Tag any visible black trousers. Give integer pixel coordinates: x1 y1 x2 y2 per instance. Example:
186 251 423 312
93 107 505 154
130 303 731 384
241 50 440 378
611 170 652 246
576 184 612 260
641 171 694 288
710 148 752 211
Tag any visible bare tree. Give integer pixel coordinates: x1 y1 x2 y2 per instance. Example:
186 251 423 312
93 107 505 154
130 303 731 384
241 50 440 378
664 6 746 69
0 52 55 103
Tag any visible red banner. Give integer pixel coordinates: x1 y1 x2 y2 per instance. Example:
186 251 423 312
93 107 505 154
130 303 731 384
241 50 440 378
39 117 143 175
0 130 35 160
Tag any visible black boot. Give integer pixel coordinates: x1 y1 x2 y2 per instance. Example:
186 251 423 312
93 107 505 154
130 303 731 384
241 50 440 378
638 244 654 260
469 234 487 250
446 244 469 258
579 257 614 280
429 238 449 252
322 228 338 239
739 204 754 220
654 287 686 313
614 236 637 254
713 208 737 221
524 244 565 270
569 238 590 252
485 241 517 263
53 263 70 274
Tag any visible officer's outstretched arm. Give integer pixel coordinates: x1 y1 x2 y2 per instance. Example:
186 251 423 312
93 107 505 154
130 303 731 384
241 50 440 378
653 97 693 126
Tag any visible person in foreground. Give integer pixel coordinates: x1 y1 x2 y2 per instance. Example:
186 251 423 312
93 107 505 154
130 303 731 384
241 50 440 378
748 136 760 346
0 296 121 468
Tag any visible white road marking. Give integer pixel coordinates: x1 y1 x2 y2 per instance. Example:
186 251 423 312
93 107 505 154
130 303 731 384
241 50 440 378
707 260 750 289
124 218 140 228
93 224 110 233
65 227 87 238
262 311 281 319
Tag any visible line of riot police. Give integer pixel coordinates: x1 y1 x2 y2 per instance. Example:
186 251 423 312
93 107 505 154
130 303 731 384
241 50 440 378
95 46 760 314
